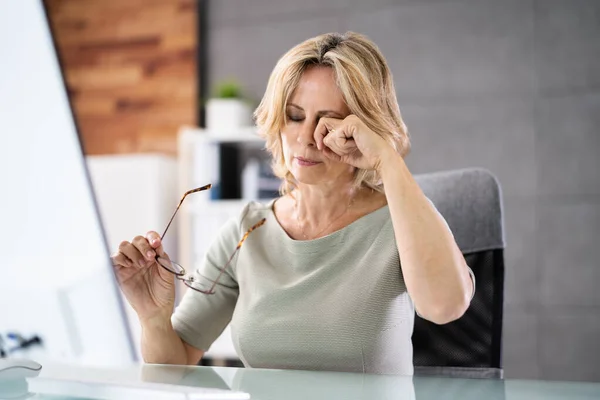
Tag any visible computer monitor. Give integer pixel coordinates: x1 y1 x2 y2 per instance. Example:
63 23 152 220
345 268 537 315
0 0 137 365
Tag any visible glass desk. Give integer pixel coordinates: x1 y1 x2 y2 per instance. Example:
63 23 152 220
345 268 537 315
2 362 599 400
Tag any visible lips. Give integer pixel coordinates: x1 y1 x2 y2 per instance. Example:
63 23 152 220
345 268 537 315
295 156 321 166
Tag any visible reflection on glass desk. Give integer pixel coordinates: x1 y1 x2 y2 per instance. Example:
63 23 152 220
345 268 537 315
3 362 600 400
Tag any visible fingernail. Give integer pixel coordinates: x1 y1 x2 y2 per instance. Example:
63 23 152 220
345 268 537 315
147 251 155 259
139 260 145 267
151 239 159 246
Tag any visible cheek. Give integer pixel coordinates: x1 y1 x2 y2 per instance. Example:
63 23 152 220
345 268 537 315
280 131 294 160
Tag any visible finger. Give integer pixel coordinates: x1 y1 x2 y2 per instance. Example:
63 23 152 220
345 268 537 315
314 117 342 151
110 251 134 269
322 130 342 154
146 231 166 257
120 240 148 268
132 235 156 262
323 127 356 156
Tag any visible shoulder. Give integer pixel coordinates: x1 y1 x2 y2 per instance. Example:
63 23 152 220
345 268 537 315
235 199 277 232
205 199 276 262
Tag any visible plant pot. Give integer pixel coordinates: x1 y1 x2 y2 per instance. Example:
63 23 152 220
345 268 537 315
205 98 253 133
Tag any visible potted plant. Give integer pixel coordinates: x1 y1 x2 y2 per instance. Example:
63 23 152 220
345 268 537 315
205 80 253 132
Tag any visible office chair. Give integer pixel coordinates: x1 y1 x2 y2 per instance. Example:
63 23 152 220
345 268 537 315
413 168 505 379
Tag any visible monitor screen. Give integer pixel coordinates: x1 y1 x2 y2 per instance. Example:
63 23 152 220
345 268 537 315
0 0 136 365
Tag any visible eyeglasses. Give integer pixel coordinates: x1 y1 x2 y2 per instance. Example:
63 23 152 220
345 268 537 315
156 184 266 294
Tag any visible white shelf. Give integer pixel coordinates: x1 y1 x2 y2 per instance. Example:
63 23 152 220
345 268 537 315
179 126 264 144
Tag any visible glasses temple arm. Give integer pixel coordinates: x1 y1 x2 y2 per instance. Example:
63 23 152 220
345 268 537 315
160 184 212 241
160 198 184 240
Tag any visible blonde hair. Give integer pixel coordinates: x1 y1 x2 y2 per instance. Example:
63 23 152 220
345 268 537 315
254 31 410 195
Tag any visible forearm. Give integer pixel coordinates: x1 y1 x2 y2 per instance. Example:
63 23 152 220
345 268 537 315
140 316 188 365
379 152 472 324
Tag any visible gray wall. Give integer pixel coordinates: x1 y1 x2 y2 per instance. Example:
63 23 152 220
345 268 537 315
207 0 600 381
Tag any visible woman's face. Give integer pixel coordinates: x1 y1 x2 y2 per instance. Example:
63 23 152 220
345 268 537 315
281 66 354 187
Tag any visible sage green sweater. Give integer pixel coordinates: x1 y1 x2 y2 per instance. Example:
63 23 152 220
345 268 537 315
172 200 472 375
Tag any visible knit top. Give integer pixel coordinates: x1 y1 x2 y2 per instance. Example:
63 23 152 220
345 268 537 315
172 200 470 374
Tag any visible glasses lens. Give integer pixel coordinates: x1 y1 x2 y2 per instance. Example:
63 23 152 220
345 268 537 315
156 257 185 276
183 274 218 295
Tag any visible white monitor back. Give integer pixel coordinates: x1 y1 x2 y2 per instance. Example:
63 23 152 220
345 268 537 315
0 0 136 365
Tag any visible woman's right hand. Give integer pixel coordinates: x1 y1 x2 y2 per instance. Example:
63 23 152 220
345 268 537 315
111 232 175 323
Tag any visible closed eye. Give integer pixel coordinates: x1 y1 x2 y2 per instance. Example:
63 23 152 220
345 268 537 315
286 114 304 122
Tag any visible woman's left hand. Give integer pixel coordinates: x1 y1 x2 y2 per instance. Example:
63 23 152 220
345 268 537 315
314 115 395 171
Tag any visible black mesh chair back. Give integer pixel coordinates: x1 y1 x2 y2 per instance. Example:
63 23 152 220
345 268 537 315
413 168 505 378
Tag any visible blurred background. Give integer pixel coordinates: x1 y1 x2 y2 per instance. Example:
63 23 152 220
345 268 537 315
42 0 599 382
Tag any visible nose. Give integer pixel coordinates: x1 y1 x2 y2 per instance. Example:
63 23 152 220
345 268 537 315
296 122 317 148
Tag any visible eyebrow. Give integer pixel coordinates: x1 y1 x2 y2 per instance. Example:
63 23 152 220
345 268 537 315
287 103 344 118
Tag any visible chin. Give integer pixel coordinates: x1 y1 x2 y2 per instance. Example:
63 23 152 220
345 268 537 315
292 171 326 185
294 171 355 189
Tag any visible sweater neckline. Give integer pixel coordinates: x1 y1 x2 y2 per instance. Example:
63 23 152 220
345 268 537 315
265 198 390 254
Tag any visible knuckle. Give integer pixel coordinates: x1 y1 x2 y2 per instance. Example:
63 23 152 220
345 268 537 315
118 241 130 251
132 235 148 247
110 253 123 266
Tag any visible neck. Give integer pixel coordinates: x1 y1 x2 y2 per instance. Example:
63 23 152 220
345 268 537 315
293 182 359 239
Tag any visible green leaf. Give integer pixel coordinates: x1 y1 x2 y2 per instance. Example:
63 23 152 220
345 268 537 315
213 80 243 99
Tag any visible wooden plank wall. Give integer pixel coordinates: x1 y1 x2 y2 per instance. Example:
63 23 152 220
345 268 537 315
45 0 197 155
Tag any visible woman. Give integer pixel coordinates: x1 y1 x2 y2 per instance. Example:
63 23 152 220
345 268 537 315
112 32 475 375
